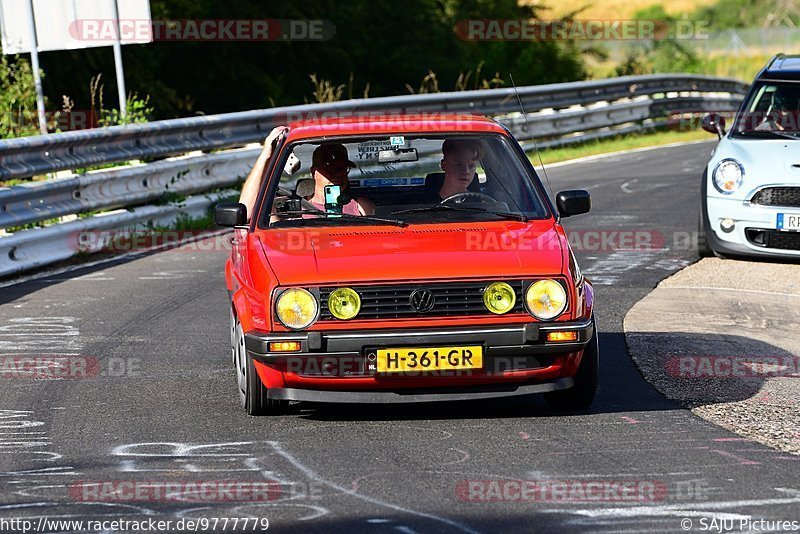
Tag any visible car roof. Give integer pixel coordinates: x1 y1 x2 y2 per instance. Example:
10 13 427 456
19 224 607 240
284 113 508 141
757 54 800 82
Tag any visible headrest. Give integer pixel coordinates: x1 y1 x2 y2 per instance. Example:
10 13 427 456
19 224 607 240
295 178 316 199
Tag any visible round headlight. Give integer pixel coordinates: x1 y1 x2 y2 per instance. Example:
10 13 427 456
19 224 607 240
483 282 517 315
526 280 567 320
712 159 744 194
275 288 318 330
328 287 361 320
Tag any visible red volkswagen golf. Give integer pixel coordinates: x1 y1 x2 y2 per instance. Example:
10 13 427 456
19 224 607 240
215 114 598 415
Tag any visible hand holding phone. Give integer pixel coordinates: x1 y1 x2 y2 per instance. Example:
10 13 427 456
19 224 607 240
324 185 342 215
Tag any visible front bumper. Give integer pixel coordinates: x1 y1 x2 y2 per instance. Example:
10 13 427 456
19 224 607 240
266 378 574 403
706 196 800 258
245 318 593 379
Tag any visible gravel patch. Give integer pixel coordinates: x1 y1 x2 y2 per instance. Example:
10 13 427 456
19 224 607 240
624 258 800 454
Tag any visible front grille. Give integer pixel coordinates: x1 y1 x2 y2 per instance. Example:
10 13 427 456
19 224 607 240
751 187 800 208
745 228 800 250
767 230 800 250
319 280 530 320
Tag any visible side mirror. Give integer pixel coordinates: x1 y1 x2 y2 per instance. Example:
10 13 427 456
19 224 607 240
215 202 248 227
702 113 726 138
556 190 591 218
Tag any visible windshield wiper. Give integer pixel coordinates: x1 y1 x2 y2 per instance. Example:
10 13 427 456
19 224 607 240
274 209 408 227
391 204 528 222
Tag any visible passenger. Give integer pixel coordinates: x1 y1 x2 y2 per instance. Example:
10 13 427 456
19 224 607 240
239 127 373 219
239 126 288 220
305 143 374 216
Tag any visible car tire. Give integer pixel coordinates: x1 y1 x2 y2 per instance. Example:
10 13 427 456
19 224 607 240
230 307 237 366
232 313 288 416
697 206 715 258
544 316 599 412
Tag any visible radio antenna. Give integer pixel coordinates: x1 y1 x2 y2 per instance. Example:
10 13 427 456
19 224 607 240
509 74 553 197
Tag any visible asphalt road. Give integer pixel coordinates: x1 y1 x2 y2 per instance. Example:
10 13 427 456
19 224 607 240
1 141 799 533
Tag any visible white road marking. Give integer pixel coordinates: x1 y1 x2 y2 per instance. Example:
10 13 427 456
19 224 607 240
548 492 800 521
41 272 115 282
0 317 82 355
138 270 207 280
620 179 672 194
269 441 480 534
583 251 663 285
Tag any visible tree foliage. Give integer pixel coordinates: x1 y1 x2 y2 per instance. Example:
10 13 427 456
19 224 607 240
37 0 586 118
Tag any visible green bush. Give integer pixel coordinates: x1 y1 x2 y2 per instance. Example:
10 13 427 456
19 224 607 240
0 56 45 139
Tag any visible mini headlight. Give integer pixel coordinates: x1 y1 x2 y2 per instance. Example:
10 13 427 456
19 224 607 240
526 279 567 320
712 159 744 194
483 282 517 315
328 287 361 320
275 288 318 330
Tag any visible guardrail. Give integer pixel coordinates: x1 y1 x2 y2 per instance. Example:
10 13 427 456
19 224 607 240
0 74 749 278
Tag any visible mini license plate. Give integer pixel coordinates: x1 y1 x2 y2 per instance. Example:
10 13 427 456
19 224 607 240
377 346 483 373
777 213 800 232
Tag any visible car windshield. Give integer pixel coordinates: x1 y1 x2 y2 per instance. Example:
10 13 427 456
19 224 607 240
260 134 551 228
733 81 800 136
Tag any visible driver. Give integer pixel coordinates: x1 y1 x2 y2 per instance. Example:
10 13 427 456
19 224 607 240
418 139 484 203
756 87 799 132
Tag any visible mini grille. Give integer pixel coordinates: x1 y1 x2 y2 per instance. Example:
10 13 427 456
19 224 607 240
751 187 800 208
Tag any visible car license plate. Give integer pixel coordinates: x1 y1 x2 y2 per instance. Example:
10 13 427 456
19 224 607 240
777 213 800 232
377 346 483 373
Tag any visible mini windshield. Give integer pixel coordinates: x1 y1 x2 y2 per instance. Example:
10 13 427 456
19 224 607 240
259 134 551 228
733 81 800 136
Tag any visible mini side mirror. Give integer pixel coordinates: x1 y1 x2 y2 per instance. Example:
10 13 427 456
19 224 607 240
702 113 726 138
215 202 248 227
556 190 591 218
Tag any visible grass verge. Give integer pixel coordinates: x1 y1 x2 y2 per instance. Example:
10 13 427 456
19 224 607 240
530 128 713 165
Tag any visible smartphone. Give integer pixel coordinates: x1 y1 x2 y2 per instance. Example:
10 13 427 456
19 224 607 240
324 185 342 215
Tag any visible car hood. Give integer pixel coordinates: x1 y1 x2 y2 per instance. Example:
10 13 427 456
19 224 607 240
257 221 563 285
711 137 800 196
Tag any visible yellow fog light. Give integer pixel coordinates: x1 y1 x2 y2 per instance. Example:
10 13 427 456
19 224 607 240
526 280 567 321
546 331 578 343
483 282 517 315
269 341 302 352
276 288 318 330
328 287 361 320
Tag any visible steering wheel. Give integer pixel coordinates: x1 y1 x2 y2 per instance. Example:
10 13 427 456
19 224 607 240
441 191 497 204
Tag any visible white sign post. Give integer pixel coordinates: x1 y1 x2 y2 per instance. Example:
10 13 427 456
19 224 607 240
0 0 152 134
22 0 46 134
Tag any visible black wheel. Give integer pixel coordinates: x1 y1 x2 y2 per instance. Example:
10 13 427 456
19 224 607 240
229 307 237 366
232 313 288 416
697 202 715 258
544 317 599 411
